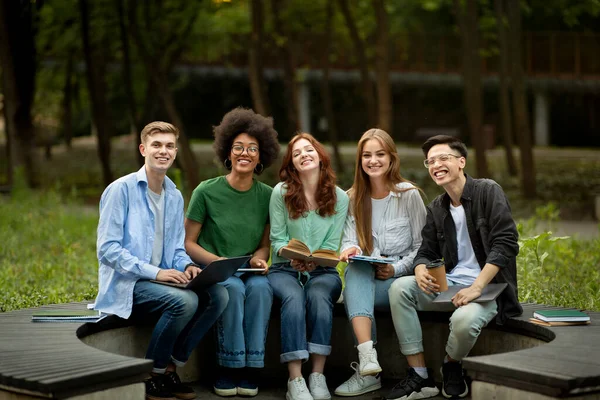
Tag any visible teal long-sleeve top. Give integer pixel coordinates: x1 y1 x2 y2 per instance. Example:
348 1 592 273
269 181 350 265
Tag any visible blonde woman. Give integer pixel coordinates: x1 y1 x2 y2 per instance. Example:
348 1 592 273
334 129 427 397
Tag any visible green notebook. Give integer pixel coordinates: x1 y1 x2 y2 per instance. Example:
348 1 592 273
533 309 590 322
32 309 101 322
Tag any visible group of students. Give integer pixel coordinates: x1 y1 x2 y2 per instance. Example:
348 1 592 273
94 107 521 400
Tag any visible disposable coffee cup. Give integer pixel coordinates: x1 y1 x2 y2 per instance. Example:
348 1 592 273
426 259 448 292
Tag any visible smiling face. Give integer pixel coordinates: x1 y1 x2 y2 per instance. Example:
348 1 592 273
140 132 177 174
426 143 465 187
229 133 260 176
291 138 320 174
361 138 391 182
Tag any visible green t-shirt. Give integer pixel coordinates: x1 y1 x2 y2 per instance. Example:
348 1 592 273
186 176 272 258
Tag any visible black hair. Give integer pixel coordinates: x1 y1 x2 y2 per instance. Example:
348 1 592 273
213 107 280 174
421 135 468 158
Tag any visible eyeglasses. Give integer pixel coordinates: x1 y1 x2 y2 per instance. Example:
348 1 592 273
423 153 462 168
231 145 259 156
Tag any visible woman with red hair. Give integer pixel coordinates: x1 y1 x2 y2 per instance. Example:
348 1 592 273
268 133 349 400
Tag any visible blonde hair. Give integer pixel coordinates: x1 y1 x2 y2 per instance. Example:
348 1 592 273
140 121 179 144
349 128 419 254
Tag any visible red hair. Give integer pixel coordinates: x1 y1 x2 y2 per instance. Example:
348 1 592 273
279 133 338 219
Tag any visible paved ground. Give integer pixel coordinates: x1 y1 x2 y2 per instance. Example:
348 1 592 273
189 380 459 399
536 220 599 240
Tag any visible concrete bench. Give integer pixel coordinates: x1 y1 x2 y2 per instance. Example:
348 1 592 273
1 301 599 399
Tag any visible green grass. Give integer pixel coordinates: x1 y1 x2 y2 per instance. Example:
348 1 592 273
0 183 98 312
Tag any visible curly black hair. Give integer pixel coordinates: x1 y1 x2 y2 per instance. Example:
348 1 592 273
213 107 280 175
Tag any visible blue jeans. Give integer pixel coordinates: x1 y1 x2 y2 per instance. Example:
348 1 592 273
388 276 498 360
343 260 395 343
268 263 342 363
132 280 229 373
215 271 273 368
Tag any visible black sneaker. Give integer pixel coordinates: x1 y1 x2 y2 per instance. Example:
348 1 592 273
163 371 197 399
441 362 468 398
385 368 439 400
145 374 176 400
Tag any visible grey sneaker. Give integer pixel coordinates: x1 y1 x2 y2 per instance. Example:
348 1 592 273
334 362 382 397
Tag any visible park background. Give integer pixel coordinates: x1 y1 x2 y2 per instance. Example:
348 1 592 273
0 0 599 313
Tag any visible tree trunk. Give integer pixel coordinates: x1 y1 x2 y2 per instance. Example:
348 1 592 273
127 0 200 191
116 0 144 166
494 0 518 176
507 0 536 198
270 0 299 138
0 0 38 188
321 0 343 173
248 0 270 116
455 0 489 178
79 0 113 187
61 54 74 150
372 0 392 134
338 0 377 127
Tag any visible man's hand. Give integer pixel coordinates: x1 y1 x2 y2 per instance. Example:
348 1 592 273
415 264 440 294
249 256 269 275
156 269 189 284
340 247 360 262
184 264 202 280
374 263 394 280
451 285 482 307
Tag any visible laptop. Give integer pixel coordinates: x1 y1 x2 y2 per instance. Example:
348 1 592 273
432 283 508 304
151 256 252 291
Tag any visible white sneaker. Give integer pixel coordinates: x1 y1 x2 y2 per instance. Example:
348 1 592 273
334 362 382 397
286 377 314 400
308 372 331 400
358 347 382 376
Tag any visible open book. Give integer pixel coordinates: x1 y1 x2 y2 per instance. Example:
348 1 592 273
279 239 340 268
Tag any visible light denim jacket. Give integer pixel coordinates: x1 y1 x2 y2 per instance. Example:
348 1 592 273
341 182 427 277
94 166 193 318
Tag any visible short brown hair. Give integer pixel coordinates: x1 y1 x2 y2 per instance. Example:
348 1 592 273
140 121 180 144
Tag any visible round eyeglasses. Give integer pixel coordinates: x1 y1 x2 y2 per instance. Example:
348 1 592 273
423 153 462 168
231 145 259 156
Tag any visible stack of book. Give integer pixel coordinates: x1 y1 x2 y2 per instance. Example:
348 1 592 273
529 309 591 327
31 309 105 323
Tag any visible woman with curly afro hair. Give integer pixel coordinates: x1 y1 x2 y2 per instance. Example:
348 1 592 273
184 107 280 397
267 133 349 400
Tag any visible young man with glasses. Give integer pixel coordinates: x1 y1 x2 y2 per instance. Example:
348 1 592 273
385 135 521 400
95 121 229 400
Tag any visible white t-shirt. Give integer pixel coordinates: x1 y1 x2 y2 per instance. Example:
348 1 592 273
371 193 391 233
147 186 165 267
446 203 479 285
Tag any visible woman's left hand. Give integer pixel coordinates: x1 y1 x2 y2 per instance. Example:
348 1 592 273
249 256 269 275
374 263 394 280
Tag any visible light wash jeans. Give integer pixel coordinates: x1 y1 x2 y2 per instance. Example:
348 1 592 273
131 280 229 373
215 270 273 368
388 276 498 361
343 260 395 343
268 263 342 363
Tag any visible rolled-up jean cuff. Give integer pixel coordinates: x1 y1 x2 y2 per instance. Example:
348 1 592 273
171 356 186 368
308 342 331 356
400 341 424 356
280 349 309 363
152 366 168 374
348 312 373 321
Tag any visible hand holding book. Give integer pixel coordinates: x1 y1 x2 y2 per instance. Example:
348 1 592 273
279 238 340 268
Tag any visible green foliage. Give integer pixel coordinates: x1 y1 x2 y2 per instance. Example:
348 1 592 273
517 207 600 311
0 181 98 312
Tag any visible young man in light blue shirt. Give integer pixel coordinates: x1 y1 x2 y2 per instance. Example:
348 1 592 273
95 121 229 400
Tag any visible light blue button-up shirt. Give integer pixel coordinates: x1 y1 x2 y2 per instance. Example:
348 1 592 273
94 166 192 318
